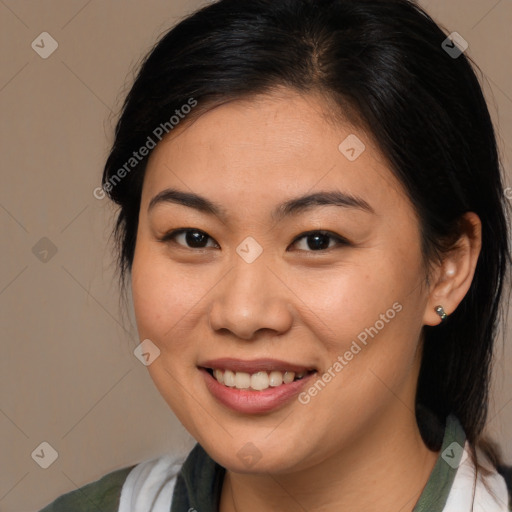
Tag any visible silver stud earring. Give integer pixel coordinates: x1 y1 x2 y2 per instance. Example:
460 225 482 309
434 305 448 323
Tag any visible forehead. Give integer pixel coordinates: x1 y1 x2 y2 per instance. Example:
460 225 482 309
142 90 409 217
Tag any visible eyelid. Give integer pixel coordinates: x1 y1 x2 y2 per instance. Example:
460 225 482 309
158 228 220 248
159 228 350 252
289 230 350 251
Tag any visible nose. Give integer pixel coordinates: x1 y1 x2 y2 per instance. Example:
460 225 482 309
208 257 294 341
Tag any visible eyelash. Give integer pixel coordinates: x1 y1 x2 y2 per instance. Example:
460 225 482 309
158 228 350 252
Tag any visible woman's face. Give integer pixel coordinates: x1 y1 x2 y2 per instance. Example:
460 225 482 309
131 90 433 473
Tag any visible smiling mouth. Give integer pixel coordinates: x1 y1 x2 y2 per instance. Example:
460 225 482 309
203 367 317 391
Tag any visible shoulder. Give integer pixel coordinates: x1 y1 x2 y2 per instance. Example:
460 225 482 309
38 465 136 512
443 444 511 512
496 464 512 510
38 450 188 512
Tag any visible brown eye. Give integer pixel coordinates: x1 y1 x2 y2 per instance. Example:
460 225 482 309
160 228 219 249
290 230 349 252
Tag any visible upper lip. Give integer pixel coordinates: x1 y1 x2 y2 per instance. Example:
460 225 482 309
199 358 317 374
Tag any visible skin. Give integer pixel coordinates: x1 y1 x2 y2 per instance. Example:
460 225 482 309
131 88 482 511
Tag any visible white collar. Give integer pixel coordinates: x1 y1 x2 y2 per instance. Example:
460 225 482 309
442 441 509 511
118 443 510 511
118 452 185 512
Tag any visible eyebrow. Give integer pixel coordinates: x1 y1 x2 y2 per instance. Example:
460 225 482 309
148 187 375 222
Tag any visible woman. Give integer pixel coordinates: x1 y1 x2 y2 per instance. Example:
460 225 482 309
40 0 512 510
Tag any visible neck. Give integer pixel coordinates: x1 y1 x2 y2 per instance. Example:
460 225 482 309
219 408 440 512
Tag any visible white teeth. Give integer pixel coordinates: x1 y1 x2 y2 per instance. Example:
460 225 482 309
269 370 283 387
210 368 310 391
251 371 269 391
223 370 235 387
213 369 224 384
234 372 251 389
283 371 295 384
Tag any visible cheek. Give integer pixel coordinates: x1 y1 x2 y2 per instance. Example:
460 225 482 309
294 261 410 345
131 242 203 347
132 241 188 345
295 263 423 418
301 253 426 392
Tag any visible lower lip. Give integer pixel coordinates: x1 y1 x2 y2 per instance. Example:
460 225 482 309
200 367 317 414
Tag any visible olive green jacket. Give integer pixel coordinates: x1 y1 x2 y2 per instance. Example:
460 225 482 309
39 414 511 511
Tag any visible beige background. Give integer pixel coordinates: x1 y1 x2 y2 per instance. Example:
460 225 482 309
0 1 511 510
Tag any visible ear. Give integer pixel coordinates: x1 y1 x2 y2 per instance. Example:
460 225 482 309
423 212 482 326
